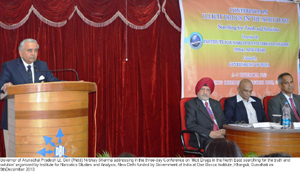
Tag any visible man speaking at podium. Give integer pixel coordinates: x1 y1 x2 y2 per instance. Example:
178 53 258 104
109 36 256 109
0 38 60 156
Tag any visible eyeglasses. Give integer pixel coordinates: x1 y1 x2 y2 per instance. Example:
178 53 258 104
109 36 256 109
235 121 246 125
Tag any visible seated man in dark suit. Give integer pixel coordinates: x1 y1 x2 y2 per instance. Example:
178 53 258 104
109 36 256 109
268 73 300 122
0 38 60 156
185 77 227 149
224 79 267 124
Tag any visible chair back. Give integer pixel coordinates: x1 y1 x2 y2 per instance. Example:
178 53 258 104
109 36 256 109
180 97 196 149
219 97 229 111
263 96 274 121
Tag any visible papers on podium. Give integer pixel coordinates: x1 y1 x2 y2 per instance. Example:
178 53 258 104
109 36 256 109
229 122 284 129
293 122 300 128
228 123 252 128
253 122 282 129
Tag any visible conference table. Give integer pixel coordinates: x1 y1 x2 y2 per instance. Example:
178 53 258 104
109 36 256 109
223 124 300 157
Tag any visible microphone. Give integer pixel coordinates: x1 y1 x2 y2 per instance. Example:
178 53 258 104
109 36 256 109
35 66 79 81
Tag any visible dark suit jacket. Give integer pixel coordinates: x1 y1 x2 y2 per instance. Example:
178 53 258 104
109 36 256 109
185 97 227 149
0 57 60 129
224 96 268 124
268 92 300 122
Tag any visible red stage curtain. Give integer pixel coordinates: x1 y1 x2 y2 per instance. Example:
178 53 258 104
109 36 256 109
0 0 182 157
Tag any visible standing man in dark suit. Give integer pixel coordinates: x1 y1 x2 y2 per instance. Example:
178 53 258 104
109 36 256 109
224 79 268 124
0 38 60 156
185 77 227 149
268 73 300 122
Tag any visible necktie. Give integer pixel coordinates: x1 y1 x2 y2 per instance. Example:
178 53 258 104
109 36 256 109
205 102 219 131
27 65 33 83
289 98 300 122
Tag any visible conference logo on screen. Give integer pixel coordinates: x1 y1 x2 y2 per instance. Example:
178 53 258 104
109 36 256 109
188 32 203 50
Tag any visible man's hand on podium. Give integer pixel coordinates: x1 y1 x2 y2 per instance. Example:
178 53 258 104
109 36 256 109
3 82 13 92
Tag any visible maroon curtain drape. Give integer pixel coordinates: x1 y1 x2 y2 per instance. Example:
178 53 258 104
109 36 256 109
0 0 182 157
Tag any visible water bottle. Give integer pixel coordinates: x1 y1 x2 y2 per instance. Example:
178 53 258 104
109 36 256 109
282 102 291 129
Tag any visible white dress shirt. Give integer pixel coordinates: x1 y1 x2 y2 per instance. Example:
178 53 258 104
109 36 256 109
282 92 296 108
237 93 258 124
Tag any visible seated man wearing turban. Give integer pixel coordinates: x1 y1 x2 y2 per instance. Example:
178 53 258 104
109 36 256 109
185 77 228 149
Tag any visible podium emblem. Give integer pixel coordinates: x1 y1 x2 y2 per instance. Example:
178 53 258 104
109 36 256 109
37 128 67 157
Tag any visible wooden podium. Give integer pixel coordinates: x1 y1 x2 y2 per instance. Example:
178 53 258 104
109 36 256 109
1 81 96 157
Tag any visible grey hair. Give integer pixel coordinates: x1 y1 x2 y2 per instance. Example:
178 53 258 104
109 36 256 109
18 38 39 51
278 73 293 84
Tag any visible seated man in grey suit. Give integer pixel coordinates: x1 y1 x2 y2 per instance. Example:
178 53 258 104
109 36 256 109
224 79 268 124
185 77 227 149
268 73 300 122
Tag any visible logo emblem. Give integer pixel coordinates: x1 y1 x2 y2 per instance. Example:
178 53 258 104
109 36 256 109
37 128 67 157
188 32 203 49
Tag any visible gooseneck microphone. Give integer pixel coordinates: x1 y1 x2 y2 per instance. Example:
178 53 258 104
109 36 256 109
34 66 79 81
